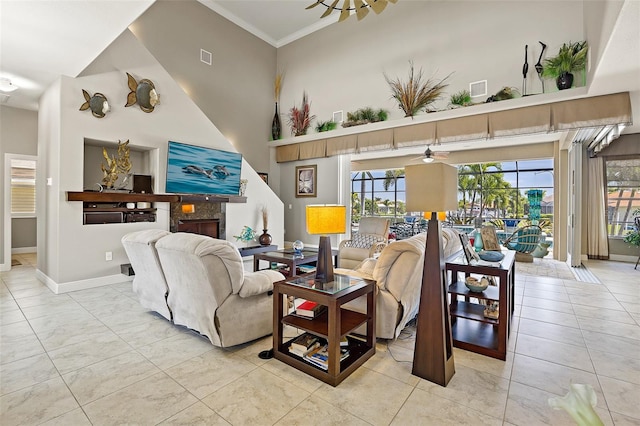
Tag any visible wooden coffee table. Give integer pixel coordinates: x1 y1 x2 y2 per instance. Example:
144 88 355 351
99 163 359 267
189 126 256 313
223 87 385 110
253 248 338 277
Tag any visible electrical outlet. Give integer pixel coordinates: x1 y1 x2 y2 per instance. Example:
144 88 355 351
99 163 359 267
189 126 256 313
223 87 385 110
105 251 113 261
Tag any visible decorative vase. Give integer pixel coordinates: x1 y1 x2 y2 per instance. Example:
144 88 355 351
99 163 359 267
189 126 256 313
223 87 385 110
474 230 484 252
556 72 574 90
259 229 272 246
271 102 281 141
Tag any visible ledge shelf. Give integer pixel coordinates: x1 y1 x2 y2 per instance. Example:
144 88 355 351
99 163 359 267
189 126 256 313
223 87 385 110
66 191 246 204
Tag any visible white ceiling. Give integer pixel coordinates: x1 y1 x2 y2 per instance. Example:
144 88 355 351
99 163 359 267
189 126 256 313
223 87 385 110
1 0 638 140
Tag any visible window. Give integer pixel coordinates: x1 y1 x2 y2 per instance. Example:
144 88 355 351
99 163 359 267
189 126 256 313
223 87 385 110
350 159 554 238
457 159 554 224
350 170 406 225
606 158 640 237
10 158 36 217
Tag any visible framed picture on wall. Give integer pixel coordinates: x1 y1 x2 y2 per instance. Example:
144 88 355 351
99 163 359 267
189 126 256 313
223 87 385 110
295 165 317 197
258 172 268 184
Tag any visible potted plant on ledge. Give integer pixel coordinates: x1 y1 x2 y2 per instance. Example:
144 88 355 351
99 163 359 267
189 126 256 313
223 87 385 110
542 41 588 90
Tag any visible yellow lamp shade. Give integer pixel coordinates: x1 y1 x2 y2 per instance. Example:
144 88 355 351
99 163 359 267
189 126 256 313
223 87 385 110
426 211 447 221
306 205 346 235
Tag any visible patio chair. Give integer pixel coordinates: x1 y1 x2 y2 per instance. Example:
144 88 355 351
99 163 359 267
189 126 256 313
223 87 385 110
338 217 390 269
503 225 542 263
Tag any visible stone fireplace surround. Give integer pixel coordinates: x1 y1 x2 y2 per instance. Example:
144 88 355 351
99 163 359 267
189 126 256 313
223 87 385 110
169 202 226 240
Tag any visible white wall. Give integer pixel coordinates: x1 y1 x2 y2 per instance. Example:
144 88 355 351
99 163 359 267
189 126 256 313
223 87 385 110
277 1 585 127
38 30 283 292
124 0 277 176
278 156 345 247
275 1 584 248
1 106 38 268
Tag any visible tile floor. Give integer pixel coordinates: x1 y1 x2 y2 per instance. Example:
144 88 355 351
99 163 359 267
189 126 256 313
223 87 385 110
1 252 639 425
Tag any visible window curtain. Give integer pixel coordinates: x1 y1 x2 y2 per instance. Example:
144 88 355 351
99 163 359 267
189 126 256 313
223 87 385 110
587 156 609 259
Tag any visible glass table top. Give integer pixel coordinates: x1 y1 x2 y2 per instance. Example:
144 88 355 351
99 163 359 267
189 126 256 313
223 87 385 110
284 273 367 295
260 249 319 261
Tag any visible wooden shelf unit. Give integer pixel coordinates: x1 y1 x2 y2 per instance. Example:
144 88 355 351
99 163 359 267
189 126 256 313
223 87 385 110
272 275 376 386
445 250 516 360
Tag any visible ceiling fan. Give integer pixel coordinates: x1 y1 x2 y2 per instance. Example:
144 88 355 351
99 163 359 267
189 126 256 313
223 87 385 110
415 145 450 163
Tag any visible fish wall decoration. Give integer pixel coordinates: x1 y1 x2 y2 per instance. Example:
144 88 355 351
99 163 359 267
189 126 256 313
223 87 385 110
125 72 159 113
79 90 110 118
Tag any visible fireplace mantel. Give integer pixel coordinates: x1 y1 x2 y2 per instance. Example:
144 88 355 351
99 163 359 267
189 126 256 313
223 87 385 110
67 191 246 204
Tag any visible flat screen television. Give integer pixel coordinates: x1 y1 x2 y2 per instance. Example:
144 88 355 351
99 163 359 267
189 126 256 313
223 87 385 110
166 141 242 195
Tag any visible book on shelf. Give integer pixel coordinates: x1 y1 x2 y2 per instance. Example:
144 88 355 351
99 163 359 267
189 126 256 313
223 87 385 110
303 344 349 370
289 341 320 358
289 333 320 353
297 265 316 273
340 336 349 347
295 300 326 318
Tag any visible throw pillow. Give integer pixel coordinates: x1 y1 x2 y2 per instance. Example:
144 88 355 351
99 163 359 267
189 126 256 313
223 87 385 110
345 233 385 249
354 258 377 278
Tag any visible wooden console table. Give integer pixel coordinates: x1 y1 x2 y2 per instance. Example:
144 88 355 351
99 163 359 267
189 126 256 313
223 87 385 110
445 250 515 360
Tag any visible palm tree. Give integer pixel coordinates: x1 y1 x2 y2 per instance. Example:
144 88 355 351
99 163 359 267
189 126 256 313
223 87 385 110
383 169 405 191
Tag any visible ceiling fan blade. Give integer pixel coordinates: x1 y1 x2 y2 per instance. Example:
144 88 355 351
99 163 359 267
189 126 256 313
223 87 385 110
369 0 387 14
339 0 352 22
432 151 450 159
306 1 323 10
387 0 398 3
354 0 369 20
320 0 339 18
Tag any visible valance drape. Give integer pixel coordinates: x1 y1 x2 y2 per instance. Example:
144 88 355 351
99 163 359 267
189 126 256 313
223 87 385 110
275 144 299 163
326 135 358 156
357 129 394 152
552 92 632 130
436 114 488 143
489 104 551 138
299 139 326 160
393 122 436 148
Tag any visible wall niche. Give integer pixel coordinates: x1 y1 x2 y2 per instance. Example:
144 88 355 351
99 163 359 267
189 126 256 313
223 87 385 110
83 138 154 191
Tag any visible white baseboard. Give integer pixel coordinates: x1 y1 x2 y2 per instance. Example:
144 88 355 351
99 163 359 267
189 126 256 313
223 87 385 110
0 262 9 272
609 254 637 263
36 269 133 294
12 247 36 254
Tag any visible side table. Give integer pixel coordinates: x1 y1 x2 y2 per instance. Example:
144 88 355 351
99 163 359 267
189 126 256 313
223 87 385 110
445 250 515 360
272 274 376 386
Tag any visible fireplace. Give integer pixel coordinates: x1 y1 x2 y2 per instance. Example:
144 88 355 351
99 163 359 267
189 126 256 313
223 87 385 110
169 202 226 239
177 219 219 239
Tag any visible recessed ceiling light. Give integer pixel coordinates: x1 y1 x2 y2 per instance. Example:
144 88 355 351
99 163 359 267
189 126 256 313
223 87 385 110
0 78 19 93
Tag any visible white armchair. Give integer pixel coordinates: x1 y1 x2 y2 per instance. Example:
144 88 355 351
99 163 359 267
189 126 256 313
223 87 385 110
155 232 285 347
121 229 172 320
336 228 462 339
338 217 390 269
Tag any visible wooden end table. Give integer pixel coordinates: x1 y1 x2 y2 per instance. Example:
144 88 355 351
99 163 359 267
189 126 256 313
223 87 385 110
446 250 516 360
272 273 376 386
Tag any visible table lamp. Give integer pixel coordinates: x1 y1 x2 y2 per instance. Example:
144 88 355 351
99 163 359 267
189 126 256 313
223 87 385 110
405 162 458 386
306 205 346 283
